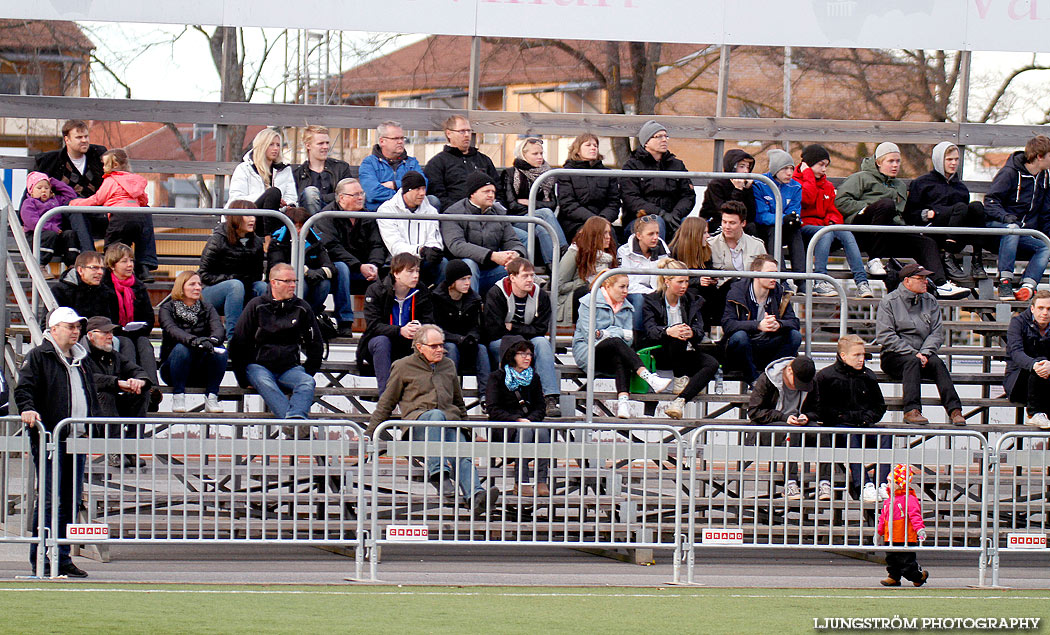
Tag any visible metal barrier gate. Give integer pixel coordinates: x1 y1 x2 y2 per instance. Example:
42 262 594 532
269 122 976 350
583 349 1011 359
0 417 45 576
369 420 685 582
45 417 367 580
991 431 1050 587
687 425 990 585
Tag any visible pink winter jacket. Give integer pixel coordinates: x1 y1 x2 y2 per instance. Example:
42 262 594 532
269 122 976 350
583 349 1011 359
70 171 148 210
876 487 926 544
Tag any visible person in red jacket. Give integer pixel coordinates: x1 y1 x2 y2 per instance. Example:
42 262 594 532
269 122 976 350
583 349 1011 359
875 464 929 587
70 149 158 282
794 144 873 298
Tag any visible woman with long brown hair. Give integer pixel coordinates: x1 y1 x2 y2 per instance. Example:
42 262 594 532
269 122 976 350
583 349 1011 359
557 215 617 324
668 215 722 327
199 200 268 340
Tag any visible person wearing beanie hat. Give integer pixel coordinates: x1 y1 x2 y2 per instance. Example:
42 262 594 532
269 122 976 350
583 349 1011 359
464 171 495 198
751 149 804 289
794 144 873 298
423 114 502 212
19 172 80 273
400 170 427 193
620 120 695 238
904 141 989 288
836 141 971 300
359 121 425 211
875 463 928 587
432 259 491 399
375 169 445 287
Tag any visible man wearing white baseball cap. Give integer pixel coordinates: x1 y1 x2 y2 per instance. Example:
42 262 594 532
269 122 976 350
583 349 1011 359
14 306 98 577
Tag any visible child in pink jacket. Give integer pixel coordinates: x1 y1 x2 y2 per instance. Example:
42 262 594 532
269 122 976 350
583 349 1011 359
20 171 79 270
875 464 929 586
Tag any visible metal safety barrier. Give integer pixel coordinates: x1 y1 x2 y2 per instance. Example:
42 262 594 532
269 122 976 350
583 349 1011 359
583 268 846 423
686 425 990 586
991 430 1050 587
0 417 45 577
369 420 685 582
802 224 1050 357
45 417 367 580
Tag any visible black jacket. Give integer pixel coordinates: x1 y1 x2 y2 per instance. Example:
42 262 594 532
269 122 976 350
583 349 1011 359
157 297 225 362
500 159 556 215
432 285 483 345
267 225 334 276
1005 308 1050 396
51 268 119 323
486 335 545 423
639 289 706 352
229 292 323 386
481 280 552 343
904 169 971 225
556 158 620 242
423 144 503 212
315 200 389 272
801 357 886 427
200 224 265 288
355 276 435 374
983 150 1050 231
100 271 155 327
292 158 353 207
619 146 696 234
15 338 99 434
83 341 152 417
699 149 757 228
34 143 107 198
721 277 800 337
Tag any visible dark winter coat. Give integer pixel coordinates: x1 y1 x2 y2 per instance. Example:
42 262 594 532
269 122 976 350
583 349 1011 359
481 278 552 344
229 292 323 386
699 149 757 228
801 357 886 427
500 159 556 215
431 285 483 346
619 147 696 234
423 144 503 212
556 158 620 241
100 271 155 327
33 143 107 198
639 289 706 352
440 198 526 267
904 169 971 226
51 267 119 323
199 224 265 288
721 277 800 338
157 297 225 362
355 276 435 374
292 157 353 207
83 341 152 417
315 200 388 272
486 335 545 423
15 337 99 434
1005 308 1050 396
983 150 1050 231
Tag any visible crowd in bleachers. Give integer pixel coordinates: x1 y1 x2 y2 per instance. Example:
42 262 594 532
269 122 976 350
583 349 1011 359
18 118 1050 478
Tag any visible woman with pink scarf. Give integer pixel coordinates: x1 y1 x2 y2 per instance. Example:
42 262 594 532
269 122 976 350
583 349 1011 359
102 242 160 409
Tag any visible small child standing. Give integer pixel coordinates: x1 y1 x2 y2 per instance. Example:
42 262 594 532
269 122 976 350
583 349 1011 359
20 171 80 275
875 464 930 587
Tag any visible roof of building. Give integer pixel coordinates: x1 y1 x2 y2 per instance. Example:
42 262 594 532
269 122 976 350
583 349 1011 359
330 35 702 96
0 20 93 52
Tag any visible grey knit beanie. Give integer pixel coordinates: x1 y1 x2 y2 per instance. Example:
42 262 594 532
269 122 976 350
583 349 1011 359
874 142 900 161
638 120 667 147
766 149 794 176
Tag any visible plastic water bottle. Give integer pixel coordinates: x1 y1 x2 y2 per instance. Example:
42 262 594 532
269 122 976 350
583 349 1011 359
715 366 724 395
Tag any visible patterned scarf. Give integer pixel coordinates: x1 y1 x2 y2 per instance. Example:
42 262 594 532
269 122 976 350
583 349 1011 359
172 299 204 327
504 365 535 391
511 159 553 200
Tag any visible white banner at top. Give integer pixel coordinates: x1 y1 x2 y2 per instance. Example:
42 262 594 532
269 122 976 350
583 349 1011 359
8 0 1050 53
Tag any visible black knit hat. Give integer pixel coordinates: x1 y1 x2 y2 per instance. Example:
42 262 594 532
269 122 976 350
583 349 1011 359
444 259 472 288
800 144 830 168
401 170 426 192
465 171 495 197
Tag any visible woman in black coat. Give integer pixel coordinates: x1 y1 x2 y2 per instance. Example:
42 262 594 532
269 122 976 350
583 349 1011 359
557 133 620 243
101 242 159 399
199 201 267 340
267 206 335 316
158 271 228 413
640 259 720 420
432 259 491 397
486 335 548 497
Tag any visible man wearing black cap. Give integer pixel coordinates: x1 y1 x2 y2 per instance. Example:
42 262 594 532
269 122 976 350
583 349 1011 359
747 354 819 500
441 171 526 295
876 262 966 425
376 170 446 287
82 316 151 468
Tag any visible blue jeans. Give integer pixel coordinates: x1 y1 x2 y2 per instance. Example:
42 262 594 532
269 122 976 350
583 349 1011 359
849 433 892 490
332 261 367 323
626 292 646 331
463 259 508 296
245 363 315 419
987 220 1050 286
299 186 324 215
725 329 803 384
160 343 228 393
304 278 331 316
202 279 269 341
368 335 413 396
412 409 482 499
444 340 492 397
488 336 558 397
511 208 567 266
625 215 668 241
800 225 868 284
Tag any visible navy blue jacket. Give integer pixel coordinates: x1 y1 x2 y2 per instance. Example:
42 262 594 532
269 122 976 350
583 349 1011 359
984 150 1050 232
721 277 799 338
1005 308 1050 396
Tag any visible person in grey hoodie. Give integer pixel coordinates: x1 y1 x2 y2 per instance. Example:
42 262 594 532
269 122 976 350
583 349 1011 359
875 263 965 426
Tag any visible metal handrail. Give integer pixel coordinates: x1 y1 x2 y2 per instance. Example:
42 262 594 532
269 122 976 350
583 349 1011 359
527 169 784 265
299 209 562 352
802 224 1050 357
583 267 845 423
31 206 299 315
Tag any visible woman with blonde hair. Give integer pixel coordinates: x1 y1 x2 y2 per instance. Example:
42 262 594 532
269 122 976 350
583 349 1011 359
557 215 617 323
500 136 567 270
640 259 721 420
228 128 298 235
158 270 228 413
557 133 620 242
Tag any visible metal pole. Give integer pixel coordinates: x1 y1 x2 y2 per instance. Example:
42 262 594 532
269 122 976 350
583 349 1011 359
0 193 9 397
712 45 731 171
468 36 481 111
956 50 972 179
782 46 792 152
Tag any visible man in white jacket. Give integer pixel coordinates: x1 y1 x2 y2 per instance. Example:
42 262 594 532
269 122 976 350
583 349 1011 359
376 171 446 286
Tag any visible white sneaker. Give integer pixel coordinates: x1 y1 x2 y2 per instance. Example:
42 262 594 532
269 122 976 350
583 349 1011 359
672 376 689 395
616 399 632 419
935 280 971 300
204 393 223 413
878 483 890 501
866 259 886 276
172 393 186 413
665 397 685 420
1027 412 1050 429
817 480 832 501
783 280 798 294
813 281 837 297
861 482 878 503
784 480 802 500
645 372 672 394
856 281 874 298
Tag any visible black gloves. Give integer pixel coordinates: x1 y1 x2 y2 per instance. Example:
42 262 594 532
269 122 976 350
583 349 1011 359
191 336 215 353
420 246 444 266
305 269 326 285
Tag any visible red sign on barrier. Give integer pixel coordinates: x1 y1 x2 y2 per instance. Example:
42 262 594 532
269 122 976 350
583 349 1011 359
701 528 744 545
386 525 429 542
1006 533 1046 549
66 524 110 539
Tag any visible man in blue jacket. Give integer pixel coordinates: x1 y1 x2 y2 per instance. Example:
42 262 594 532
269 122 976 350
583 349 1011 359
1005 289 1050 428
359 121 425 212
984 135 1050 301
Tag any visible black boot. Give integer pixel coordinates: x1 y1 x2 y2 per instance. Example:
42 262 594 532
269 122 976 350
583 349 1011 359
941 252 966 282
136 264 155 284
969 248 987 279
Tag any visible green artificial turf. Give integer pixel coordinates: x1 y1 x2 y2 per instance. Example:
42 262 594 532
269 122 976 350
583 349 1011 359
0 585 1047 633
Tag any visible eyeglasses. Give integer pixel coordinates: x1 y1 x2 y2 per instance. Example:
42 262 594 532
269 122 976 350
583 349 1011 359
651 133 670 140
339 191 365 198
515 350 533 357
382 136 406 142
272 278 297 285
82 265 104 271
419 342 445 350
448 128 473 135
